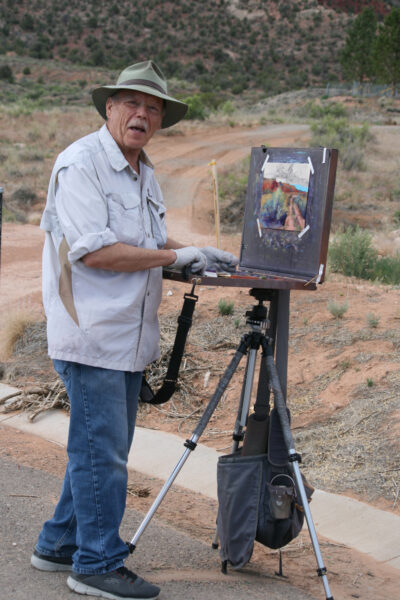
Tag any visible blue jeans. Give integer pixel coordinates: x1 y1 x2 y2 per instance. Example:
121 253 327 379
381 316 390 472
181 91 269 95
36 360 142 574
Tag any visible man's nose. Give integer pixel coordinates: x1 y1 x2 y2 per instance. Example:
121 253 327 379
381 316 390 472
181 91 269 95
135 102 148 118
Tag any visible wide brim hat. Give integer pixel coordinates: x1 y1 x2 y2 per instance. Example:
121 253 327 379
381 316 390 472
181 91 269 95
92 60 187 129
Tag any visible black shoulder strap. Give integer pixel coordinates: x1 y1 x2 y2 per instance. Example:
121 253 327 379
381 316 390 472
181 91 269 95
140 283 198 405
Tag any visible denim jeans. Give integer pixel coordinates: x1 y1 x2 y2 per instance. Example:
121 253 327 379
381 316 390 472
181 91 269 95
36 360 142 574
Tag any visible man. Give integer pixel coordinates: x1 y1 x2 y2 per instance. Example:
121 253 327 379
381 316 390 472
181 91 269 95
31 61 237 600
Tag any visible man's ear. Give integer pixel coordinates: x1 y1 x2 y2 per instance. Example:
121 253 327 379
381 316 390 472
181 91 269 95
105 96 113 120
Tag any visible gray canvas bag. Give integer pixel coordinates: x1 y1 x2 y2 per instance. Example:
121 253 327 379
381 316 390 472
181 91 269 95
216 409 313 569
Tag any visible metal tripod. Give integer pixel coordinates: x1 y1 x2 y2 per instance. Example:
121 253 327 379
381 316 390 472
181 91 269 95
128 288 334 600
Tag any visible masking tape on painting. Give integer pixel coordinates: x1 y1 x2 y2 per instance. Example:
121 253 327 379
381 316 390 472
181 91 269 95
298 224 310 239
256 218 262 237
261 154 270 172
322 148 327 164
307 156 314 175
316 264 324 284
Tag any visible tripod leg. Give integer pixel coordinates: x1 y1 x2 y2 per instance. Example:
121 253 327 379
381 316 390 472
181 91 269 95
231 347 258 452
264 344 334 600
128 335 251 552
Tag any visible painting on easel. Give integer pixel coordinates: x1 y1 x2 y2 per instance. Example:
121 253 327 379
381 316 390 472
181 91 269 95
260 162 311 232
240 147 338 284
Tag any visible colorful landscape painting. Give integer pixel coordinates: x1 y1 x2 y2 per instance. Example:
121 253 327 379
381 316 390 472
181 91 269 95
259 162 311 232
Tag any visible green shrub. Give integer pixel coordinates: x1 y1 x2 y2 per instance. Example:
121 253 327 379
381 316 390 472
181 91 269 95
0 64 14 83
220 100 234 115
184 94 206 120
329 226 377 279
20 14 35 32
311 116 372 170
373 254 400 285
299 101 347 119
366 313 380 328
327 298 349 319
218 299 234 316
329 226 400 285
11 187 37 206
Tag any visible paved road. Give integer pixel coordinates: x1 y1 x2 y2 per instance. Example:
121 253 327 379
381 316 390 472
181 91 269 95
0 456 316 600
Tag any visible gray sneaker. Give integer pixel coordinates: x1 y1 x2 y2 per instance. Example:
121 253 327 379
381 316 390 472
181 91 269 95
31 549 73 572
67 566 160 599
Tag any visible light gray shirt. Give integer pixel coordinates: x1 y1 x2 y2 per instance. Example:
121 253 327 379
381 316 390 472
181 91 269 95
41 124 167 372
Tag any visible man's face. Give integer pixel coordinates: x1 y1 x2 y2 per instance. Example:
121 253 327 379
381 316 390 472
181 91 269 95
105 90 163 154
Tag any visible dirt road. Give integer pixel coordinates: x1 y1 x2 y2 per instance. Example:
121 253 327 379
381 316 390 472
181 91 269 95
0 122 310 320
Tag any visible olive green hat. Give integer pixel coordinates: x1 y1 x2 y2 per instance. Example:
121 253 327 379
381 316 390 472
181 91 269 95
92 60 188 128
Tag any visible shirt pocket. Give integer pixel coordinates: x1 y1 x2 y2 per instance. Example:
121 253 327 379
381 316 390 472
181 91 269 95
107 192 145 246
147 198 167 249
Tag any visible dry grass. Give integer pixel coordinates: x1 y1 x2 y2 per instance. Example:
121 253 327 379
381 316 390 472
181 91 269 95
1 287 400 508
0 107 102 221
1 310 37 359
295 373 400 507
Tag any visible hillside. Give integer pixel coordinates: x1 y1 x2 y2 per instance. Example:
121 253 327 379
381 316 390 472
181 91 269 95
0 0 394 96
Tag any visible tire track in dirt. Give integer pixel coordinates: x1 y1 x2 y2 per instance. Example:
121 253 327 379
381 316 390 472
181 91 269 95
151 123 310 238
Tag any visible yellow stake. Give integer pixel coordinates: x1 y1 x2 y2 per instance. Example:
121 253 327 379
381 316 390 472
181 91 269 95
208 159 221 249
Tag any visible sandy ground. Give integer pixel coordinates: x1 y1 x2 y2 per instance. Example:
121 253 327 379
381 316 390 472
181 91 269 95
1 424 400 600
1 122 400 599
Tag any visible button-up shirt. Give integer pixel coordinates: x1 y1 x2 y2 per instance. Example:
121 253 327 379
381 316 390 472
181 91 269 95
41 124 167 372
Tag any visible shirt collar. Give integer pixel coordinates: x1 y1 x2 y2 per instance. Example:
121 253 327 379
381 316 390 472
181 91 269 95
99 124 154 172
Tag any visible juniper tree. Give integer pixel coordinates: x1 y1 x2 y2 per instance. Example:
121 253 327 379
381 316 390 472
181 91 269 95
373 8 400 95
340 7 377 83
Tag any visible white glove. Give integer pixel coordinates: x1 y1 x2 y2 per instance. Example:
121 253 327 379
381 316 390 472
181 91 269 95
171 246 207 274
200 246 239 272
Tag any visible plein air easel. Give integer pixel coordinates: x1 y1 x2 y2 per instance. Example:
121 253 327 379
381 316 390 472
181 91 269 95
129 145 338 599
128 285 334 600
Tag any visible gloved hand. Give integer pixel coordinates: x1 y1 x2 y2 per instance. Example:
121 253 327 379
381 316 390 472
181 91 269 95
171 246 207 274
200 246 239 272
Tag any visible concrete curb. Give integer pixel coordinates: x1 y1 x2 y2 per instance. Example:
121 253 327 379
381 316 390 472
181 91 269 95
1 384 399 570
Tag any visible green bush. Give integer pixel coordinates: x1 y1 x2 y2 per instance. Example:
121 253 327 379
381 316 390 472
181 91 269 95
373 254 400 285
184 94 206 120
366 313 380 328
329 226 400 285
0 64 14 83
302 101 347 119
329 226 377 279
327 298 348 319
220 100 234 115
311 116 372 171
11 187 37 206
20 14 35 32
218 299 234 316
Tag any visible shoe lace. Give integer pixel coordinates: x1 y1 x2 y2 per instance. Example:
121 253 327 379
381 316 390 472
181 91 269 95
116 566 138 583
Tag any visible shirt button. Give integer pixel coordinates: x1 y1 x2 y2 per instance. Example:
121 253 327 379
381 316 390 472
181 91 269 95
133 175 138 181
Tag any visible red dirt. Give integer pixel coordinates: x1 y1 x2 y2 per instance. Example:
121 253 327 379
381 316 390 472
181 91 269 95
1 122 399 599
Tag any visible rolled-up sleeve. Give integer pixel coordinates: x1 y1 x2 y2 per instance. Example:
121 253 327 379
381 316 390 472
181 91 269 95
55 163 118 264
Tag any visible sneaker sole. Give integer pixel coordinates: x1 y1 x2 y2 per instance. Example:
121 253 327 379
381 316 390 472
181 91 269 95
67 575 159 600
31 553 72 572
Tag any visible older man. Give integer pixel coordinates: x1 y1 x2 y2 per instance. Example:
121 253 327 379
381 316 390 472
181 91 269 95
31 61 237 600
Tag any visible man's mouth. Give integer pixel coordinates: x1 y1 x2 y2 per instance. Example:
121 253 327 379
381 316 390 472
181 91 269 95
129 123 147 133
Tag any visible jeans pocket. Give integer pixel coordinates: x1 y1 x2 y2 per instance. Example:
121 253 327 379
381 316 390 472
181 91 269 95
53 359 72 385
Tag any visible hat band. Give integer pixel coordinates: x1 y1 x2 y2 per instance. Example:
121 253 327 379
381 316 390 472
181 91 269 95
120 78 166 94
